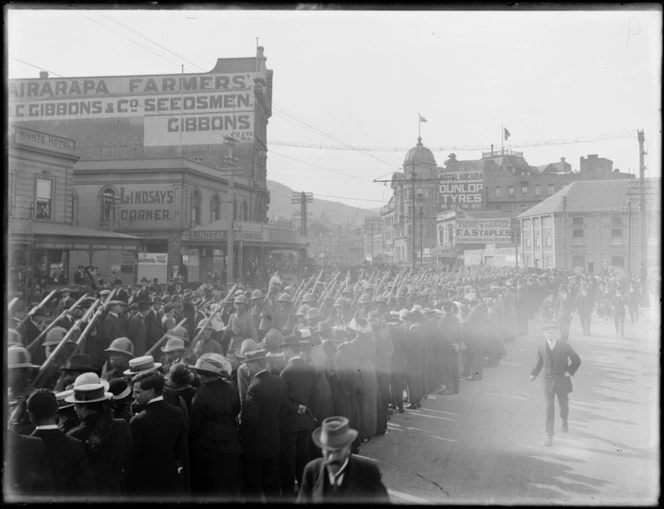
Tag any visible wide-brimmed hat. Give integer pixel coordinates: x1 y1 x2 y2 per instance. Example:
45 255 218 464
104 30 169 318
60 354 95 372
282 334 312 350
43 326 68 347
65 383 113 404
123 355 162 376
262 329 284 351
8 346 39 369
108 378 132 401
107 300 127 307
73 372 110 391
240 347 268 364
161 337 187 353
191 353 231 377
312 416 359 450
105 337 135 357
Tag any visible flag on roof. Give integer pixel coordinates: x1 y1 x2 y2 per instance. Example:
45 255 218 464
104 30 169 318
504 128 511 140
419 114 428 123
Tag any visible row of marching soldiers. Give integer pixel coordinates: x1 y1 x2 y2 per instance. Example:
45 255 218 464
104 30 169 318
5 266 527 503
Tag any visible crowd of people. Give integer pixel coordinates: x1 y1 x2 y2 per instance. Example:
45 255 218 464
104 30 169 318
5 261 652 502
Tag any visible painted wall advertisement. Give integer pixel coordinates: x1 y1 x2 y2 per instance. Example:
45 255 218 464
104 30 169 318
9 71 258 146
438 168 485 210
116 185 177 228
455 218 512 244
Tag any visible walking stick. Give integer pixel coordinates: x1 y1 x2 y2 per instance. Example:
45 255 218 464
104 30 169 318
146 317 189 357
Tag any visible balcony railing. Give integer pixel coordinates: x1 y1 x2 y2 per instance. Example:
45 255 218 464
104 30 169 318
482 148 524 159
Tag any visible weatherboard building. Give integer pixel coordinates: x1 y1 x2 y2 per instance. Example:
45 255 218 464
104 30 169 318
8 47 307 283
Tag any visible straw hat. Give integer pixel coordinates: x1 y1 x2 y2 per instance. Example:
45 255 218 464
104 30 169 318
65 383 113 404
123 355 162 376
73 372 110 391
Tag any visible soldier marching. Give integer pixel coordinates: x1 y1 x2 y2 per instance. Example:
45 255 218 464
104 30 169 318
4 262 652 502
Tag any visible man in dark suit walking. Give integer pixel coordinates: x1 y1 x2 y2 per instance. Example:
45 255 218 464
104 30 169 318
128 370 188 499
127 301 150 356
279 335 319 498
26 389 97 496
240 347 286 502
297 416 389 503
530 321 582 447
101 301 129 353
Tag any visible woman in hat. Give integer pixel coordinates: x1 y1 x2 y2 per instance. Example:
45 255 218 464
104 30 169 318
66 383 134 497
107 378 134 424
188 353 242 500
165 363 198 414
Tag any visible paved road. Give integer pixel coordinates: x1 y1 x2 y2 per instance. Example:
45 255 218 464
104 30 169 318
362 305 660 505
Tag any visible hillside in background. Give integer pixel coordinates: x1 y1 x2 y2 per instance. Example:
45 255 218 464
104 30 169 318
267 179 381 228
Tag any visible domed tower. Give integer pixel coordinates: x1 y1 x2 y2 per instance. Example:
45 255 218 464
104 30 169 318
392 137 439 266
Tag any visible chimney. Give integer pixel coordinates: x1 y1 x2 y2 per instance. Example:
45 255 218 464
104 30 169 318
257 46 264 59
39 71 49 79
560 157 566 163
490 144 494 156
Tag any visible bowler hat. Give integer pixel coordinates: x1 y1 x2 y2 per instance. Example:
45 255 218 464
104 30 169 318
262 329 284 351
312 416 359 450
8 346 39 369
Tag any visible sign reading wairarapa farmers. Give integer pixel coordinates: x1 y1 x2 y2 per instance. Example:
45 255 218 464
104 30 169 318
438 168 484 210
455 218 512 244
8 71 259 146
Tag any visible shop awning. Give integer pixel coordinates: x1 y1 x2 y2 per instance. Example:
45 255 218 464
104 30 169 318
21 222 141 250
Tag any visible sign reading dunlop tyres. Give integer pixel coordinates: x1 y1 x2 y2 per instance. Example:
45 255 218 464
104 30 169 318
438 169 485 210
8 72 258 146
455 218 512 244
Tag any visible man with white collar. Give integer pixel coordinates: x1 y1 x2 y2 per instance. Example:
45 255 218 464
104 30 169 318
27 389 96 496
128 370 187 499
530 321 582 447
297 416 389 503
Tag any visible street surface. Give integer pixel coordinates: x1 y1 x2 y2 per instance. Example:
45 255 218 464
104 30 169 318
362 304 660 505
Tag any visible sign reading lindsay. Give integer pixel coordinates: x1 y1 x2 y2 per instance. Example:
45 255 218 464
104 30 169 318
8 72 258 146
116 185 176 227
438 168 484 210
455 218 512 244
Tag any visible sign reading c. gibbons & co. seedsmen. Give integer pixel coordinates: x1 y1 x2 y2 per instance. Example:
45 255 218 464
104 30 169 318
8 71 258 145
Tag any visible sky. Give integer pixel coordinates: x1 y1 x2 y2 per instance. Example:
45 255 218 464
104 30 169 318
7 7 662 210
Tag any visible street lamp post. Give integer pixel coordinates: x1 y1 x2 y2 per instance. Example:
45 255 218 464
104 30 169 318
621 200 634 275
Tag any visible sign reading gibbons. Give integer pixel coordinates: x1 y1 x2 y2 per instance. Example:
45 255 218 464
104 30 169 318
9 72 258 146
455 218 512 244
439 169 484 210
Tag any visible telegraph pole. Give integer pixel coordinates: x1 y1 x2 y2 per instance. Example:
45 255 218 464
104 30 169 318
291 191 313 237
365 217 381 263
411 161 417 269
562 195 568 271
223 136 241 285
637 130 649 305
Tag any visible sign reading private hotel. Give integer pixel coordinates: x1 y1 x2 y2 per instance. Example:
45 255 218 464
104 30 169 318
116 185 175 226
9 71 258 145
438 169 484 210
9 124 75 154
455 218 512 244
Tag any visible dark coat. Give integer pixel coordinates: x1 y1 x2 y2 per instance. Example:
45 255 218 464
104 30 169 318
531 341 582 394
128 399 187 495
127 314 148 356
333 345 362 432
101 313 128 350
239 370 285 460
575 292 593 316
67 413 133 496
387 323 406 374
144 309 163 351
297 455 390 503
280 357 319 434
5 429 54 501
189 378 242 460
32 428 97 496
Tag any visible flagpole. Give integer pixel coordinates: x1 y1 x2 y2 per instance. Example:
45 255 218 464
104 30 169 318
501 124 504 154
418 113 421 139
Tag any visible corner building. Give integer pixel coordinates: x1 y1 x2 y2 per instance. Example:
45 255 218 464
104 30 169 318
9 48 307 283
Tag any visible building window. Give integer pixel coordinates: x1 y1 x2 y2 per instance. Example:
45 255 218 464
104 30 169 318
573 217 583 227
71 192 78 225
535 185 541 197
525 238 532 247
611 215 622 228
611 228 623 245
191 191 200 225
211 195 220 221
36 177 53 220
545 255 553 268
521 184 528 196
573 229 584 245
548 184 554 196
611 256 624 268
545 237 552 247
495 187 502 198
573 256 585 268
101 187 116 223
508 186 515 198
543 216 552 227
241 201 248 221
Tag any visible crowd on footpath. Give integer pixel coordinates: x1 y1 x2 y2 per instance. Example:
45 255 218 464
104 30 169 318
5 260 654 503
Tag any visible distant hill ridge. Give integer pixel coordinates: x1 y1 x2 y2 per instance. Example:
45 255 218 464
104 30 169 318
267 179 380 228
